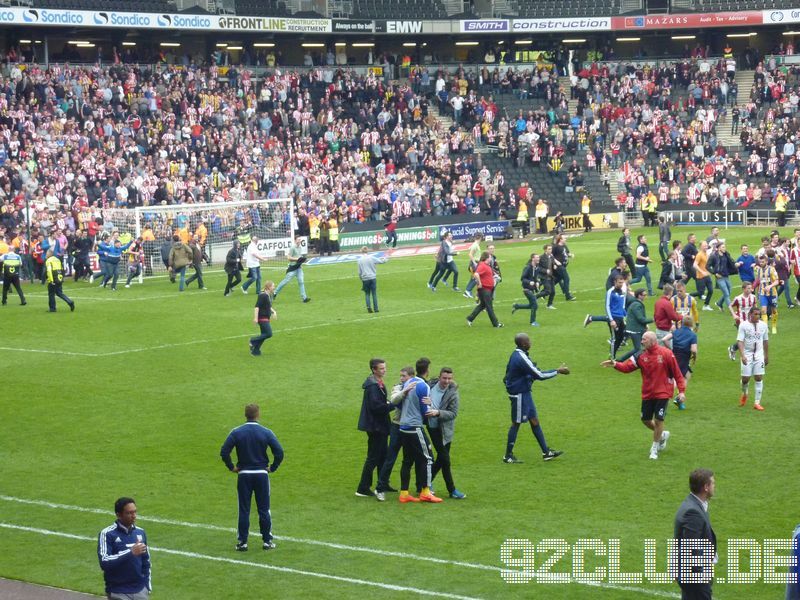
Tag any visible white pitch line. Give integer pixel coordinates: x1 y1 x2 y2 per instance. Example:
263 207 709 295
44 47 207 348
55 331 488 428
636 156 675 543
0 495 680 598
2 284 610 358
0 522 483 600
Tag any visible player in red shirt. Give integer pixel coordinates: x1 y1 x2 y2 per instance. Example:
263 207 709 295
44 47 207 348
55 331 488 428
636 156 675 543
727 281 757 361
466 252 503 328
602 331 686 460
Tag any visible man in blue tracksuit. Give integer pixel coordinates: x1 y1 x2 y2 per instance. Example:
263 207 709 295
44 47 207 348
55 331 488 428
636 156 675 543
397 357 441 503
503 332 569 464
605 275 628 359
101 237 133 290
97 497 151 599
220 403 284 551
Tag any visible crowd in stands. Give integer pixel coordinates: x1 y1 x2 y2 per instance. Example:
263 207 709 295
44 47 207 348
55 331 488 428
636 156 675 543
1 51 799 270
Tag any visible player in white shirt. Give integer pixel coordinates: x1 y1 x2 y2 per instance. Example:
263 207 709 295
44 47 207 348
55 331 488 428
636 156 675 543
727 281 757 361
241 236 268 295
736 307 769 411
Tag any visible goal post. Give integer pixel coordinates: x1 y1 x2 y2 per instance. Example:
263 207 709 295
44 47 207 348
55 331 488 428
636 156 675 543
118 198 296 282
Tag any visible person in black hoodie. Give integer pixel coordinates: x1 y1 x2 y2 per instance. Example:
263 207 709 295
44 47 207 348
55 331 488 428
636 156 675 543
72 229 93 281
356 358 394 498
224 239 243 296
617 227 636 274
681 233 699 290
511 253 542 327
708 242 737 309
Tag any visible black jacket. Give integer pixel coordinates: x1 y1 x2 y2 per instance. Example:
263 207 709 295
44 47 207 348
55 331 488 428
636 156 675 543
707 251 737 278
224 244 242 274
617 234 631 255
682 242 698 277
520 263 540 290
357 374 392 434
674 494 717 583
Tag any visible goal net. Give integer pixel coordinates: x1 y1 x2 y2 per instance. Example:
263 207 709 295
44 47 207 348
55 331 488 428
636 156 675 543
94 199 295 279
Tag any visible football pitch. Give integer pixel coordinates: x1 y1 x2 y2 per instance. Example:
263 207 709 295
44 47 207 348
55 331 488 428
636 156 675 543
0 226 796 599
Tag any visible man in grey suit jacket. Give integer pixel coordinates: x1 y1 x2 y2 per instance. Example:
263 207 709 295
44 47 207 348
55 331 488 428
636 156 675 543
674 468 717 600
427 367 466 499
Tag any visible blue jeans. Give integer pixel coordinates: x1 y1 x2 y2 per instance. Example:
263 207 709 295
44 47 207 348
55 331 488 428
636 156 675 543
250 321 273 353
275 268 307 300
362 278 378 310
630 265 653 294
778 278 794 306
242 266 261 292
715 276 732 308
174 266 187 291
236 472 272 544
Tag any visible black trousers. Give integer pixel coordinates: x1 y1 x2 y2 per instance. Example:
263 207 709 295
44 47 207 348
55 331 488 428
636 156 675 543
400 427 433 493
358 431 388 493
2 275 25 304
428 426 455 494
73 255 91 280
541 277 556 307
467 288 499 326
48 282 73 312
376 423 401 492
622 252 636 274
185 265 204 288
224 271 242 294
696 276 714 305
611 317 626 358
678 583 712 600
236 472 272 544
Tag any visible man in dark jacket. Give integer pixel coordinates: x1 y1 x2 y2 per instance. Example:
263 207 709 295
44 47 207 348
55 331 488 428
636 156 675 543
224 240 243 296
512 253 542 327
357 358 394 498
618 289 653 361
617 227 635 273
674 468 717 600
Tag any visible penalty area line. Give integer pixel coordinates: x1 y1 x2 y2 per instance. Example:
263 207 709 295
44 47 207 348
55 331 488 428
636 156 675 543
0 522 484 600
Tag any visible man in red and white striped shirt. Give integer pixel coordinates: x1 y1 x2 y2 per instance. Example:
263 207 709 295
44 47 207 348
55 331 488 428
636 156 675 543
728 281 756 361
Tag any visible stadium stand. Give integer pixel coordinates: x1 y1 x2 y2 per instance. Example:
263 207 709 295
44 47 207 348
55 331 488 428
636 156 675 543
350 0 447 19
32 0 176 10
233 0 290 17
511 0 622 18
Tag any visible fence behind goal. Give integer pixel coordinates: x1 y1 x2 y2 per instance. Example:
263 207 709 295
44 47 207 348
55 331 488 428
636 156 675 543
99 199 294 279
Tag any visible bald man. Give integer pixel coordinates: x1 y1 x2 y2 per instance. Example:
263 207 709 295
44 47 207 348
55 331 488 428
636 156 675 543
602 331 686 460
503 333 569 463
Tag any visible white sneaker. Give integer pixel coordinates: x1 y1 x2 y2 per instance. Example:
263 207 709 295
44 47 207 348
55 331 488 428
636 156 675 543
649 449 659 460
659 431 670 451
546 305 557 310
125 284 131 288
242 288 248 294
702 305 713 311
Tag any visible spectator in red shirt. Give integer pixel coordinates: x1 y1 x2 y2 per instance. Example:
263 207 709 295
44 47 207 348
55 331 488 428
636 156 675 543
602 331 686 460
466 252 503 328
654 283 683 348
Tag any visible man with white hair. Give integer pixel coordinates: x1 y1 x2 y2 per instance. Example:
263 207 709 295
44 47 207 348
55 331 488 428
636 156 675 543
602 331 686 460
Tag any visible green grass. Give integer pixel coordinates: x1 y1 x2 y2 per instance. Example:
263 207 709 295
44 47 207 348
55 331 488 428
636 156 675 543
1 226 797 599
